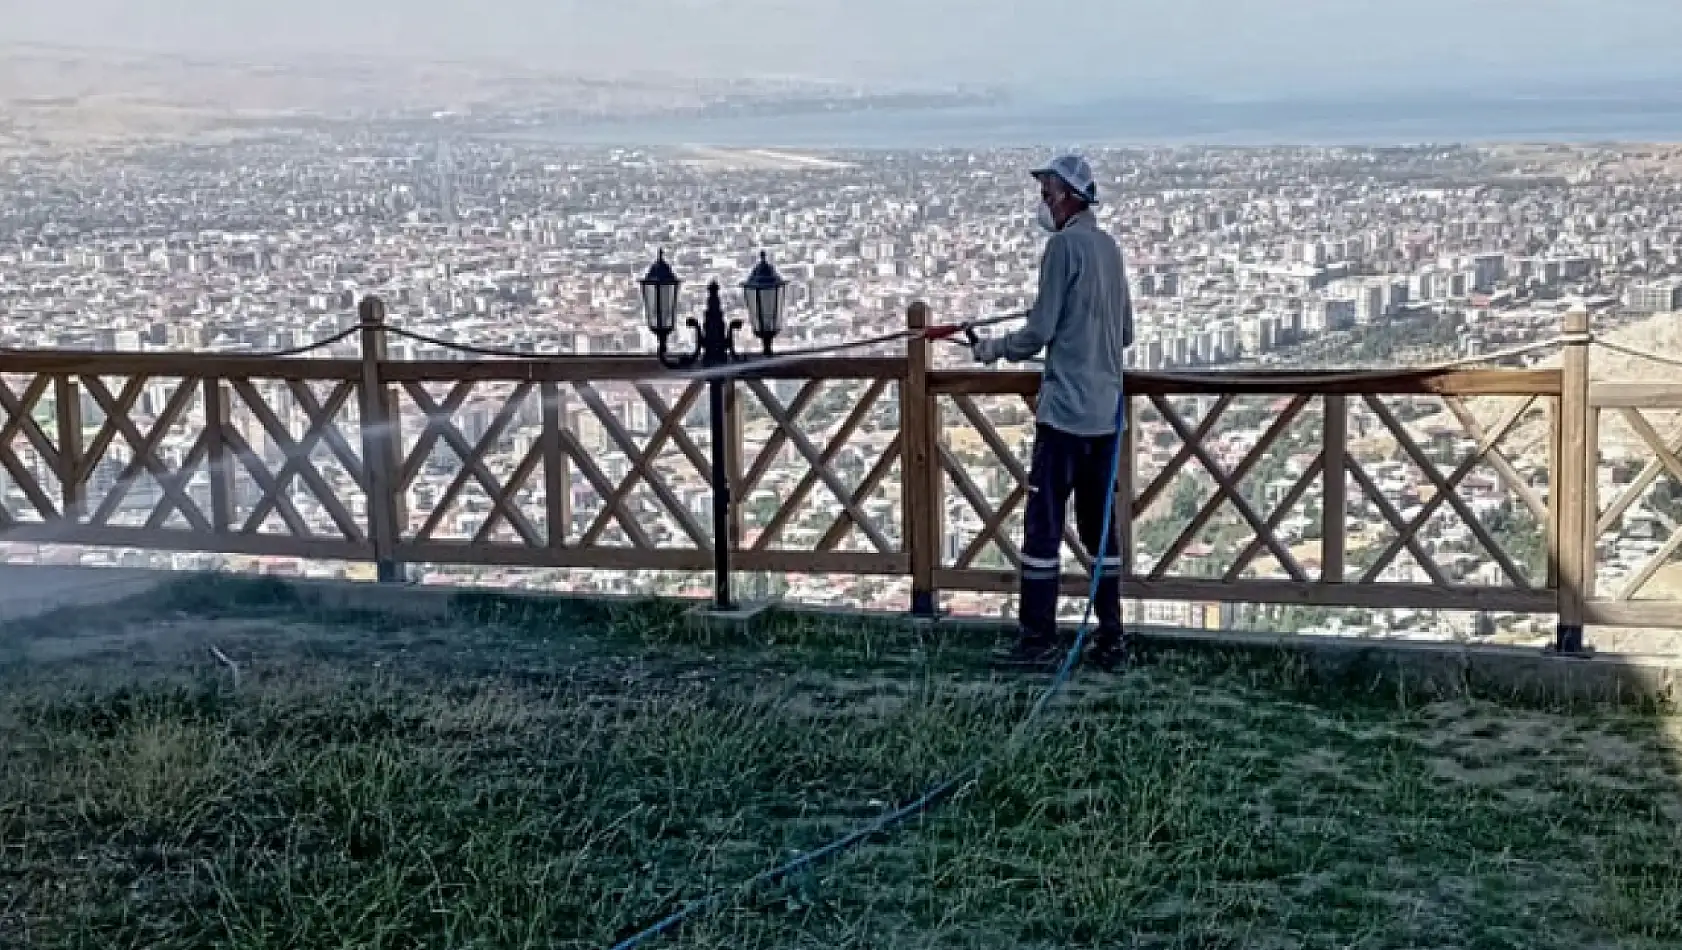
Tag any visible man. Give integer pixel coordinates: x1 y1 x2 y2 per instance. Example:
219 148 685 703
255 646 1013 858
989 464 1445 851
964 154 1134 669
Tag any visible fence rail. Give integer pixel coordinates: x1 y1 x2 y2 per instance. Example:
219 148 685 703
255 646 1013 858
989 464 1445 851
3 300 1679 644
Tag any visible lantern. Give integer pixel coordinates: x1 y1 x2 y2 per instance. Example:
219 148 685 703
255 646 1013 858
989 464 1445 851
741 251 788 353
638 250 682 337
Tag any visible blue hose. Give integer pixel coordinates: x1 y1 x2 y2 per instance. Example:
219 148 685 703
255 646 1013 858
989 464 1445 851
609 391 1130 950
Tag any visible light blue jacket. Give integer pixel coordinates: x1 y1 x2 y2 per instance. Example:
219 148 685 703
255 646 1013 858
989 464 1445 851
978 209 1133 436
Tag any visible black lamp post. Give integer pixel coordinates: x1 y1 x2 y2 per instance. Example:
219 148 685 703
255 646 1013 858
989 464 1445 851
639 249 788 611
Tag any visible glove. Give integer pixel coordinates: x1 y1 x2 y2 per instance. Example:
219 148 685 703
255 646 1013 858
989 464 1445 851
972 334 1005 365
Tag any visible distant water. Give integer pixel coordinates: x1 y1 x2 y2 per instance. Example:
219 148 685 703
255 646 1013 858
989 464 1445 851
507 94 1682 149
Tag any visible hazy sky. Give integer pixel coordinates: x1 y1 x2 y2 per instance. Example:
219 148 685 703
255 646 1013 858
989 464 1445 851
6 0 1682 97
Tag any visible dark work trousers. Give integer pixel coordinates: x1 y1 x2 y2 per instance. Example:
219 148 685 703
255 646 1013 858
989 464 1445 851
1017 423 1124 642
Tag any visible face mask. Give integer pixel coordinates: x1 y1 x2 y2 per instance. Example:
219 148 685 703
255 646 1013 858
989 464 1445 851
1035 201 1058 233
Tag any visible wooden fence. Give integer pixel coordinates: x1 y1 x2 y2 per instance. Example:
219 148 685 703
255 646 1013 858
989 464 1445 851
1 302 1678 642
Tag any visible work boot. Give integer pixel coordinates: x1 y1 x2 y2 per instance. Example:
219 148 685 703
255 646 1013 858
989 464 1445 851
992 629 1062 669
1085 627 1131 673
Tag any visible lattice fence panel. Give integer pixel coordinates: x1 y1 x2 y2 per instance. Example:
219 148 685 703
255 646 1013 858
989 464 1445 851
393 378 713 553
736 377 903 555
1135 393 1326 582
223 377 368 542
1593 405 1682 602
1342 392 1551 589
77 374 211 532
0 372 67 526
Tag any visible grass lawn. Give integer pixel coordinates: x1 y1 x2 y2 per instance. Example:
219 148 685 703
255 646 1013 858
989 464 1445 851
2 576 1681 949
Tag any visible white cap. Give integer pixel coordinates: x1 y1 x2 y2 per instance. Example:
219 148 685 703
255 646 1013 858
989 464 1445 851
1031 154 1099 206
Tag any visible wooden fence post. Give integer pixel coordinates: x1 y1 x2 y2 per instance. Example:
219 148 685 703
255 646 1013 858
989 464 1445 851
1321 394 1348 584
1553 303 1592 655
54 377 83 522
541 381 570 549
357 296 405 582
903 302 939 618
1117 394 1136 581
203 379 235 533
